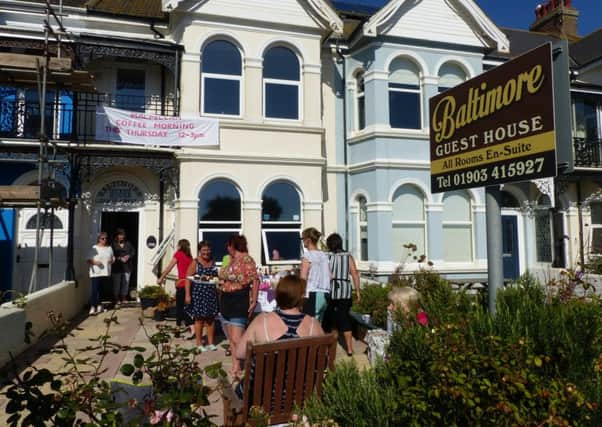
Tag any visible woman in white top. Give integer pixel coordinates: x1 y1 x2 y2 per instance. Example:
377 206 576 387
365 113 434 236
86 232 114 315
300 227 331 321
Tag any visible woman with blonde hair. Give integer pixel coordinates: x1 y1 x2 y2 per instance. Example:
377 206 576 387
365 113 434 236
300 227 330 320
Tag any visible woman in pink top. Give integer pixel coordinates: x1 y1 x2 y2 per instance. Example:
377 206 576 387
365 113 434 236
157 239 194 331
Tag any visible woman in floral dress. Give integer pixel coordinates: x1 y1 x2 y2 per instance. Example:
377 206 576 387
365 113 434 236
185 241 219 351
218 234 259 376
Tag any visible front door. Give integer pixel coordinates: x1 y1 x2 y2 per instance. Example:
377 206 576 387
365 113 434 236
100 211 139 299
502 215 519 281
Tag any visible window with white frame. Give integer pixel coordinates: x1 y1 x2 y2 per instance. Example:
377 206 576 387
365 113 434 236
392 185 426 263
355 71 366 131
261 181 302 264
357 195 368 261
388 57 421 129
590 202 602 254
442 190 473 262
535 195 553 262
438 62 466 93
198 179 241 263
202 40 242 116
263 46 300 120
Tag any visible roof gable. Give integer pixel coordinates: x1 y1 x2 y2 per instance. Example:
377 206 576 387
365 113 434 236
163 0 343 35
363 0 509 53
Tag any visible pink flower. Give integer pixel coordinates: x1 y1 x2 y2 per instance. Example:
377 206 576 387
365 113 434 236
416 311 428 326
150 409 173 424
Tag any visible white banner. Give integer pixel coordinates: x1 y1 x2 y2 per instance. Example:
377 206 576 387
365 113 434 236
95 106 219 146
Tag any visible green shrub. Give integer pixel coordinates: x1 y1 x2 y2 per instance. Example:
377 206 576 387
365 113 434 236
305 271 602 426
352 283 391 328
138 285 167 299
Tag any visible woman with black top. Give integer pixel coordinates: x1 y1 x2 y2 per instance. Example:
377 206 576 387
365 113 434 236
322 233 361 356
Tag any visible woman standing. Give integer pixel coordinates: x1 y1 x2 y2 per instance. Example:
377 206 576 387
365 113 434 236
157 239 194 332
323 233 361 356
184 241 219 351
218 234 259 376
300 227 330 321
86 232 114 315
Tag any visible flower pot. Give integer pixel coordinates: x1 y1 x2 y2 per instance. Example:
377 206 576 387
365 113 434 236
140 297 158 310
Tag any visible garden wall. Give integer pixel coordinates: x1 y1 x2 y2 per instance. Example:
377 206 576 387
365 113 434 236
0 280 87 369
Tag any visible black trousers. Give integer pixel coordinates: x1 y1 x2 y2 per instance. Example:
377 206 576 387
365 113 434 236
175 287 192 327
322 298 353 333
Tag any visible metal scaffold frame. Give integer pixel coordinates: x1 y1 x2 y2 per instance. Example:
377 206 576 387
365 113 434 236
0 0 71 295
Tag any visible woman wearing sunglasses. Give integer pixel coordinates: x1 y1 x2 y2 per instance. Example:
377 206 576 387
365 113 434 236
86 232 115 315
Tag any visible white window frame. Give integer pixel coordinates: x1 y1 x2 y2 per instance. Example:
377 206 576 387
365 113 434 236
589 203 602 255
388 83 422 130
357 196 368 261
261 229 302 265
263 77 301 121
442 195 474 263
201 72 243 118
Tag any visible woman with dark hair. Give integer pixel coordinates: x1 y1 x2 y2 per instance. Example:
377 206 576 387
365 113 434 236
157 239 194 332
323 233 361 356
185 241 219 351
218 234 259 376
86 232 114 315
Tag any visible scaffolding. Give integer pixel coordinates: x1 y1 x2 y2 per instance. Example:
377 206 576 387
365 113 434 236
0 0 86 294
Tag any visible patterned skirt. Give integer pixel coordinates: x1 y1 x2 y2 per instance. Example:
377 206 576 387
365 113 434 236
186 282 218 319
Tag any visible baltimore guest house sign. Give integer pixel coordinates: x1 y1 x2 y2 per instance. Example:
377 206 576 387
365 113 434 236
429 43 557 193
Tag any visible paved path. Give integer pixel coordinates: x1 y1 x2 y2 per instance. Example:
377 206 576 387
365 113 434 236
1 306 368 426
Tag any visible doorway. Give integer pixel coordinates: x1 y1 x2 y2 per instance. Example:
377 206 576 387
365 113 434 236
101 211 139 300
502 215 519 281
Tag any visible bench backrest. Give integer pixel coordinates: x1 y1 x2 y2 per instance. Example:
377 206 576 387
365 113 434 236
241 333 337 425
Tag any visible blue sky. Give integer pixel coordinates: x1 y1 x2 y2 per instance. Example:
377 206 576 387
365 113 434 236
475 0 601 36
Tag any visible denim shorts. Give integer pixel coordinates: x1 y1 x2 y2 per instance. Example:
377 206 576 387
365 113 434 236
221 316 248 328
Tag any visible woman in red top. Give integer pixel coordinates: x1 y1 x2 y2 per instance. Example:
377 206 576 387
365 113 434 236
157 239 194 332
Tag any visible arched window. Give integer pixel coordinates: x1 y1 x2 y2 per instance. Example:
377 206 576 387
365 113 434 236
202 40 242 116
198 179 241 262
355 71 365 131
442 191 473 262
357 195 368 261
535 195 553 262
261 181 302 264
26 212 63 229
438 62 466 93
392 185 426 263
263 46 300 120
388 57 421 129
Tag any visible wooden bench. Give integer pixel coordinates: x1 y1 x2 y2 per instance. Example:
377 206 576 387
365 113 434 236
223 334 337 426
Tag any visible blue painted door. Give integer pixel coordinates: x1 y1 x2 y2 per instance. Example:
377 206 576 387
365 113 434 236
502 215 519 281
0 209 15 294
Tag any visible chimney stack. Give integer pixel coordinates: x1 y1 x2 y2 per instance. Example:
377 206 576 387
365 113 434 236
530 0 579 40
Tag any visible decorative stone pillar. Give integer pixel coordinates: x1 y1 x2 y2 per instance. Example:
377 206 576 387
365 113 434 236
180 52 201 115
422 76 439 129
243 200 262 263
367 201 392 262
302 200 323 232
303 63 322 127
244 57 263 122
426 203 443 264
364 70 388 128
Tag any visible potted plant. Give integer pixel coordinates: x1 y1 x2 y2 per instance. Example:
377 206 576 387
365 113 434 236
138 285 167 310
153 294 175 321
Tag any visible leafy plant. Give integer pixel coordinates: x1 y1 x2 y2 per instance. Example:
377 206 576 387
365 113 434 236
2 311 225 426
139 285 168 300
352 283 391 328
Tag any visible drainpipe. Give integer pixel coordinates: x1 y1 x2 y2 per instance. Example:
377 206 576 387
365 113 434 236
577 180 585 268
334 44 349 250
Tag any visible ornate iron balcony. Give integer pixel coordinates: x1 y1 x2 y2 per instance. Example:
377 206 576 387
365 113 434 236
0 91 178 143
574 137 602 168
